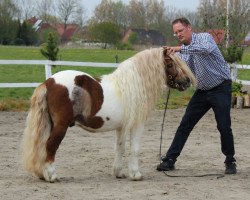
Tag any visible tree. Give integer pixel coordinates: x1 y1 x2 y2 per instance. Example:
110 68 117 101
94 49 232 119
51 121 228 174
91 0 128 29
15 0 35 20
0 0 20 44
36 0 56 23
88 22 121 49
197 0 249 63
16 21 38 45
128 32 139 45
127 0 146 28
40 32 59 61
56 0 85 30
197 0 249 44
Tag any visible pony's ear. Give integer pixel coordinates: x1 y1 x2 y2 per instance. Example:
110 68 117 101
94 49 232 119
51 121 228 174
163 49 172 63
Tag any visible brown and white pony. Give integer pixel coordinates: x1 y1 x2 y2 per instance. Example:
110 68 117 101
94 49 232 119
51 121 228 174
21 48 195 182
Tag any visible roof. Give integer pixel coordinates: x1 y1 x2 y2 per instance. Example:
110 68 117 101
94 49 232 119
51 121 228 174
26 17 79 42
207 29 226 44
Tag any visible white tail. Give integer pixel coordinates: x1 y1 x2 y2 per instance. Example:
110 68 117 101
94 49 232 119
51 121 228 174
21 83 51 178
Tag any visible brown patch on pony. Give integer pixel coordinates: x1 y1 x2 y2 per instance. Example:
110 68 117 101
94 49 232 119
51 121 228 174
74 75 104 129
75 114 104 130
45 78 74 162
75 75 104 116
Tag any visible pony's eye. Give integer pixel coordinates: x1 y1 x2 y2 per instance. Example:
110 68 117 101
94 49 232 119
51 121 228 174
167 63 173 68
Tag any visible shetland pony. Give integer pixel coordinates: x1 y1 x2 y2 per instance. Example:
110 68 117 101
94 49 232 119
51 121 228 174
21 48 195 182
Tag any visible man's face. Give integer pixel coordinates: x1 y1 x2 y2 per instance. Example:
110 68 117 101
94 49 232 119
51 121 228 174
173 22 192 45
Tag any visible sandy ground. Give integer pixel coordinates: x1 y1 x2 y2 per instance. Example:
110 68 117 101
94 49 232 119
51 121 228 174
0 108 249 200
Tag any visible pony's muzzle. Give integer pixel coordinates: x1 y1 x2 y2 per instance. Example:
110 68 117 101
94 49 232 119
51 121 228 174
175 77 191 91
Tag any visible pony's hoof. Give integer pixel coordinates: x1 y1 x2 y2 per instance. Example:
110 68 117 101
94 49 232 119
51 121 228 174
129 171 142 181
43 163 58 183
115 173 126 179
113 168 126 179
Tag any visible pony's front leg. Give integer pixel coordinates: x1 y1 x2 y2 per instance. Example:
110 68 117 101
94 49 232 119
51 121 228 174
129 124 144 181
113 128 127 178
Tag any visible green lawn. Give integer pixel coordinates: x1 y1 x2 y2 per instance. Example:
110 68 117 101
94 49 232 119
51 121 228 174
0 45 249 111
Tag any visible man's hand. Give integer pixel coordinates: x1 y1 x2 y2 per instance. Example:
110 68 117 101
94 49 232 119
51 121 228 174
163 46 181 55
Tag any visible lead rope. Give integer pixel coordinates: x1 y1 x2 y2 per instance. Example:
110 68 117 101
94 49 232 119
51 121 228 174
159 88 224 179
159 88 171 163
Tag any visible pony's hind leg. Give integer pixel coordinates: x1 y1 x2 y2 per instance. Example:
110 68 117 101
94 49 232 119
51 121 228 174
129 124 144 181
43 89 74 182
113 128 127 178
43 122 69 182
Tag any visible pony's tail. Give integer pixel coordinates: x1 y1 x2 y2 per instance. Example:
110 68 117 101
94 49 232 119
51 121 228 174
21 83 51 178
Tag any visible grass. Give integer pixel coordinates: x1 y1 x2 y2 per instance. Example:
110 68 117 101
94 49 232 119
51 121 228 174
0 45 249 111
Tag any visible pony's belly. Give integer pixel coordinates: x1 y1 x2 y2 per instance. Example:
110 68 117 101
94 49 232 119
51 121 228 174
75 79 124 132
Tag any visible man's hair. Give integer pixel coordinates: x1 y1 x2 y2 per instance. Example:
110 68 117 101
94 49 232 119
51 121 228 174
172 17 191 26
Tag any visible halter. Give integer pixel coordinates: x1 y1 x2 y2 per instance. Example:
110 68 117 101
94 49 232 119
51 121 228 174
164 61 180 89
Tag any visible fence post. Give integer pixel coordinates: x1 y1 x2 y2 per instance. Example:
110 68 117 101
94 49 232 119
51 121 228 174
45 64 52 79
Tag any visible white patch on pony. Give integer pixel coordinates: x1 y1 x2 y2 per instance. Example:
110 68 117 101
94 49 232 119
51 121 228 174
43 162 57 182
52 70 90 100
95 79 124 131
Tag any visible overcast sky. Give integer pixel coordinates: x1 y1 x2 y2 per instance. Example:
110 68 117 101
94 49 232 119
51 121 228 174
81 0 200 18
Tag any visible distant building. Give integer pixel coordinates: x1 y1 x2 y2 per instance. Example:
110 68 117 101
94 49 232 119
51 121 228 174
242 31 250 46
207 29 226 45
26 17 80 44
122 28 166 46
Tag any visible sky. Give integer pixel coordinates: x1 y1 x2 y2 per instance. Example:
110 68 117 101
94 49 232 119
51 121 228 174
81 0 200 19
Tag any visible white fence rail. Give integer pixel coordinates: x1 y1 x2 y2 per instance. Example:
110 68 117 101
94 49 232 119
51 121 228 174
0 60 118 88
230 64 250 85
0 60 249 88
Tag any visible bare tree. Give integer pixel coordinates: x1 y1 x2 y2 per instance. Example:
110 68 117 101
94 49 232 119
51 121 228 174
56 0 84 30
35 0 56 23
15 0 35 20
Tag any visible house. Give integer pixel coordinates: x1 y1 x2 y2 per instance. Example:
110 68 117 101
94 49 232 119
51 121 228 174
242 31 250 46
26 17 80 44
207 29 226 45
122 28 166 46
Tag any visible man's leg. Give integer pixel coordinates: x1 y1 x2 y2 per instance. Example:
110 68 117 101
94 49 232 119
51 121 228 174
209 83 236 174
157 90 210 171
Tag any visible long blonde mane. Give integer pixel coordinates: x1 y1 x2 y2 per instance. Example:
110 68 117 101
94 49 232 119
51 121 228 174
102 48 194 128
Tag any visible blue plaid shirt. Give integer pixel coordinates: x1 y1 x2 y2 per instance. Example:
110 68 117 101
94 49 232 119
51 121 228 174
178 32 231 90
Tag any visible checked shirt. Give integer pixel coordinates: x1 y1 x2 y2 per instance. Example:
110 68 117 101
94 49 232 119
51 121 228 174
178 32 231 90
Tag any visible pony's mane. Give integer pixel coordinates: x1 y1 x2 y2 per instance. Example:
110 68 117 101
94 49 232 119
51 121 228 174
102 48 194 127
169 53 196 86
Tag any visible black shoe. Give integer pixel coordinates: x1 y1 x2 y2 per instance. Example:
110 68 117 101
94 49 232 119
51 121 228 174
225 162 237 174
157 159 175 171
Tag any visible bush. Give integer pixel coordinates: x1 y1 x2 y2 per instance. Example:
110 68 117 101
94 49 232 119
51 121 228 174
221 45 244 63
115 42 133 50
232 81 243 96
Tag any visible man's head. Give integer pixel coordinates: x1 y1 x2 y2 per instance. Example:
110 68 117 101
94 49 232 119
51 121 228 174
172 17 192 45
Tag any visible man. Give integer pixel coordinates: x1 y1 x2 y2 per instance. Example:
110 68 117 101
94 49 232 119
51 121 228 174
157 17 236 174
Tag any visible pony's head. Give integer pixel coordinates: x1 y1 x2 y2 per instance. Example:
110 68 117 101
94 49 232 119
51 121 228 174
163 49 196 91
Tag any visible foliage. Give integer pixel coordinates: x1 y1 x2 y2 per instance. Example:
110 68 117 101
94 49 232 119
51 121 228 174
220 45 244 63
40 32 59 61
232 81 243 96
115 42 133 50
128 32 138 45
88 22 121 49
198 0 248 65
16 21 38 45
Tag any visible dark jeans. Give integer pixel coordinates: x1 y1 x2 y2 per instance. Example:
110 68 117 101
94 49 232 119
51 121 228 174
165 80 236 164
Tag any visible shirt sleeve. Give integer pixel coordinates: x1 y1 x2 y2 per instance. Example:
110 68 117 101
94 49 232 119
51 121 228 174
180 33 217 55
